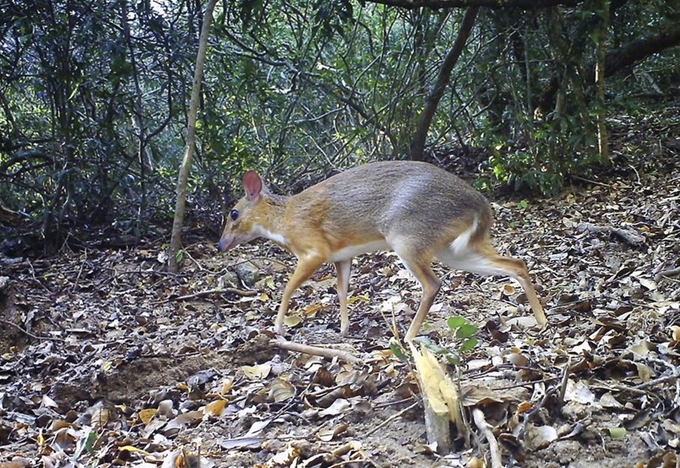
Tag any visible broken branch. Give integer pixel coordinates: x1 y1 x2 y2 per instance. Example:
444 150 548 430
271 337 362 365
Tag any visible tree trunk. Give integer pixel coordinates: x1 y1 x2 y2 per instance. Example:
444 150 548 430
595 0 611 164
168 0 218 272
410 7 479 161
121 0 150 235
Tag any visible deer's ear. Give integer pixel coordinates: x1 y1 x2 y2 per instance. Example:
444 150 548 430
243 171 263 201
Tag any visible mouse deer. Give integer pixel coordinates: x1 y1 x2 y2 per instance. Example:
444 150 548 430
218 161 547 341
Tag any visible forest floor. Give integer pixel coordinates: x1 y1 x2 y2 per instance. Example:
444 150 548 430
1 147 680 467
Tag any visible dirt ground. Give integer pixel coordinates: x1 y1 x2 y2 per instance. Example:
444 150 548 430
1 155 680 467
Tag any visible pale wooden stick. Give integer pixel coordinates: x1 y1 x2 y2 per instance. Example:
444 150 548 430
472 408 502 468
270 338 361 365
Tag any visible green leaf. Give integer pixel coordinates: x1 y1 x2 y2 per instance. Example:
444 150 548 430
447 316 467 330
67 83 81 101
445 353 462 366
85 431 97 456
175 249 186 264
390 341 407 362
456 324 479 339
460 338 479 353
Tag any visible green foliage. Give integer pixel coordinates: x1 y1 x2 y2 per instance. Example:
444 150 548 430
411 316 480 366
312 0 354 36
175 249 186 265
390 340 409 362
0 0 193 239
445 315 479 358
1 0 678 246
85 431 97 456
466 5 625 195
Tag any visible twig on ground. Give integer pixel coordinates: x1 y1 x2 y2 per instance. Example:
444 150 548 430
517 386 558 443
364 401 420 437
515 361 567 445
577 222 645 246
271 337 362 365
184 248 205 272
636 373 679 390
163 287 257 303
27 259 52 292
490 376 561 392
656 267 680 281
635 360 679 390
608 384 654 396
570 175 611 188
0 318 65 342
627 164 641 184
70 250 88 292
559 357 571 403
472 408 502 468
373 397 416 409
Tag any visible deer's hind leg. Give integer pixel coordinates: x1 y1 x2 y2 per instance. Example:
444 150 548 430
435 238 547 326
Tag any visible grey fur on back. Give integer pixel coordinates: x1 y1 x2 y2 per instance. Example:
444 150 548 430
294 161 492 242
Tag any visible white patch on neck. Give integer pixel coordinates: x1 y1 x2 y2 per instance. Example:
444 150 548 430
254 225 288 247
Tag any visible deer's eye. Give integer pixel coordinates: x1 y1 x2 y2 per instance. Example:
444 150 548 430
230 209 239 221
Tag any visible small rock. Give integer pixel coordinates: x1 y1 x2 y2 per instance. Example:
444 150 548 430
234 262 259 287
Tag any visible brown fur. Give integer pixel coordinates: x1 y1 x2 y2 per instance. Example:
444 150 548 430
219 161 547 341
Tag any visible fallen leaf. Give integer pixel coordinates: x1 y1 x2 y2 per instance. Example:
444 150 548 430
139 408 157 424
242 363 272 380
502 284 517 296
302 303 323 317
119 445 150 454
270 444 302 465
525 424 558 449
283 315 303 327
171 410 203 427
319 399 351 417
318 423 349 442
634 362 653 382
41 395 58 409
638 277 657 291
349 295 369 305
607 427 628 439
563 380 596 405
599 393 623 408
267 378 296 403
245 418 272 437
219 437 262 450
203 399 227 417
627 341 652 358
